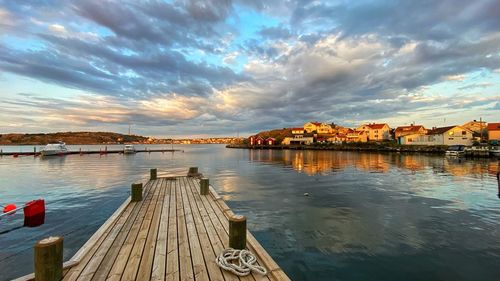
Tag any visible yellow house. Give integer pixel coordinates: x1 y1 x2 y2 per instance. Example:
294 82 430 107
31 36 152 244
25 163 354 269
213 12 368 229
399 126 474 145
356 123 391 141
346 129 368 142
304 122 322 133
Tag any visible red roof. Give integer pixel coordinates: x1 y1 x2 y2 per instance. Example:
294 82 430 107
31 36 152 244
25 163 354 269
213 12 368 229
292 127 304 130
367 123 388 129
428 126 457 135
309 122 322 126
487 123 500 131
265 137 276 141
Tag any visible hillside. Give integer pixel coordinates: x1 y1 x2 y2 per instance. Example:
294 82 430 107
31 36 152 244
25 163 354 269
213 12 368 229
254 128 291 143
0 132 148 145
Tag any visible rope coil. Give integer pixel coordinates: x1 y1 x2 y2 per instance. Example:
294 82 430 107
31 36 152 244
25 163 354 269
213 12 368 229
216 248 267 276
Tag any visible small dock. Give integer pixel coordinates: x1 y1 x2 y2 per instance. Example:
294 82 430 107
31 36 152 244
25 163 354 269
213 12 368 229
0 148 182 157
15 169 290 281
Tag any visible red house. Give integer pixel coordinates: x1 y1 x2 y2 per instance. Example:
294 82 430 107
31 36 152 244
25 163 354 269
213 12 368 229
256 136 264 145
265 137 276 145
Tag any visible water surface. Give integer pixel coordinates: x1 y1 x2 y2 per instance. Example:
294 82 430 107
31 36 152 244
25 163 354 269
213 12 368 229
0 145 499 280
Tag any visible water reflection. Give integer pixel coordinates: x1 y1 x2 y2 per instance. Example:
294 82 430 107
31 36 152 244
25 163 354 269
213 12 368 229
248 149 499 178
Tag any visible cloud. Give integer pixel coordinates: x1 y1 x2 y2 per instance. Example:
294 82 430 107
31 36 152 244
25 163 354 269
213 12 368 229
0 0 499 136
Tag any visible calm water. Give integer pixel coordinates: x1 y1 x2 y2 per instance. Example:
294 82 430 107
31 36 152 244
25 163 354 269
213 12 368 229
0 145 499 281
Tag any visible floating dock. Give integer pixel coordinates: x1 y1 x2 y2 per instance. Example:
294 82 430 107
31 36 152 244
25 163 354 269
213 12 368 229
0 148 182 157
15 169 290 281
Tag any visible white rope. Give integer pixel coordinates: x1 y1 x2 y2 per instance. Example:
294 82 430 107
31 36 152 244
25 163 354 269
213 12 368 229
216 248 268 276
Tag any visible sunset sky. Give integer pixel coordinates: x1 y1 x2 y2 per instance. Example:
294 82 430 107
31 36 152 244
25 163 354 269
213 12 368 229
1 0 499 137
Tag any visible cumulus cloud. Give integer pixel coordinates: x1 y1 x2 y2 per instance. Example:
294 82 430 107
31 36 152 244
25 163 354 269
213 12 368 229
0 0 499 136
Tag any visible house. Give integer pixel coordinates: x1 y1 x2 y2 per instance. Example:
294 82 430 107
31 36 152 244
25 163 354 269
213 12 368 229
249 135 265 146
327 133 347 144
318 123 333 134
394 125 427 139
265 137 276 145
282 133 314 145
487 123 500 141
304 122 322 133
346 129 368 143
399 126 473 146
462 120 487 134
356 123 391 141
291 127 305 135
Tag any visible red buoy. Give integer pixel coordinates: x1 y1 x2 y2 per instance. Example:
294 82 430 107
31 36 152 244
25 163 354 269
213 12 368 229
24 199 45 227
3 204 17 214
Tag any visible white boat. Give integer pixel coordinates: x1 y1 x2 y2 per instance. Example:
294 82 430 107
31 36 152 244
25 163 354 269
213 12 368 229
490 146 500 157
40 142 68 156
123 144 136 154
445 145 465 157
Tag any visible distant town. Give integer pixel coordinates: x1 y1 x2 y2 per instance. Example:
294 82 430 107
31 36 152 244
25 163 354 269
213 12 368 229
0 132 243 145
247 120 500 146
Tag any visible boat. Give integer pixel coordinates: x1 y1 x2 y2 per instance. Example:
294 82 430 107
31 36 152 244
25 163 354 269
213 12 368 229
123 144 136 154
445 145 465 157
490 146 500 157
40 141 68 156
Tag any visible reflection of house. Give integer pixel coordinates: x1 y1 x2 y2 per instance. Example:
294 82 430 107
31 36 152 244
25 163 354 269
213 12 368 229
304 122 322 133
487 123 500 141
356 123 391 141
394 125 427 139
399 126 473 145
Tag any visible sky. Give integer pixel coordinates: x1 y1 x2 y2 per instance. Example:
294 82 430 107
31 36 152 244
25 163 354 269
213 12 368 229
0 0 499 138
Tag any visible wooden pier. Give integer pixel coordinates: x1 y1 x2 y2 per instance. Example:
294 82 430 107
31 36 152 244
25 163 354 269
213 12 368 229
0 148 182 157
15 169 290 281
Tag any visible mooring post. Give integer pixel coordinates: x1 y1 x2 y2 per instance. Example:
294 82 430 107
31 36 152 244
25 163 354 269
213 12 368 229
34 147 36 155
229 215 247 250
34 236 63 281
150 168 157 180
200 178 209 195
131 183 143 202
187 167 198 177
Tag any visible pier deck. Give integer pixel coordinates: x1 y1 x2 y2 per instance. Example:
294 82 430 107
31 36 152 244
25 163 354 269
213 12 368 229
18 175 289 281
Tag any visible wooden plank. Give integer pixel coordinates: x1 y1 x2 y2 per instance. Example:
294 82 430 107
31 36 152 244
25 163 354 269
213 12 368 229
165 179 179 281
63 201 139 281
185 177 239 281
137 178 166 281
121 178 163 281
179 177 210 281
106 179 160 281
151 179 171 281
75 195 139 280
90 183 152 280
177 177 195 281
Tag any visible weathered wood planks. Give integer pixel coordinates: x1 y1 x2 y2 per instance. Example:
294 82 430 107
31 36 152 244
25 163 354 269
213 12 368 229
19 174 290 281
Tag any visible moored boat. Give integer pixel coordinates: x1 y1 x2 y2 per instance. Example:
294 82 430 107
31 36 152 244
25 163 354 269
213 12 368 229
445 145 465 157
40 141 68 156
123 144 136 154
490 146 500 157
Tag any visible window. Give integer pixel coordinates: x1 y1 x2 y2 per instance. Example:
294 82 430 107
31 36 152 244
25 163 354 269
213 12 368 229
408 138 413 142
449 138 454 140
462 131 466 135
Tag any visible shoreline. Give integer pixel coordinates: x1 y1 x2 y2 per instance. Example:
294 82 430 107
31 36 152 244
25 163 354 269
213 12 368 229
226 143 499 158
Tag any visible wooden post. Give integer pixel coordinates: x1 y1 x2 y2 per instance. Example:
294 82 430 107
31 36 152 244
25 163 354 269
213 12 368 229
34 236 63 281
187 167 198 177
150 168 157 180
34 147 37 154
200 178 209 195
229 215 246 250
131 183 143 202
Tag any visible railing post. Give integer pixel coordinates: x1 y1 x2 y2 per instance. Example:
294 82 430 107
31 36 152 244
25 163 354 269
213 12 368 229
229 215 247 250
150 168 157 180
131 183 143 202
34 236 63 281
187 167 198 177
200 178 209 195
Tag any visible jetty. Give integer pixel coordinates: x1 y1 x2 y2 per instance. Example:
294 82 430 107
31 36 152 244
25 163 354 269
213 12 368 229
15 168 290 281
0 148 182 157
